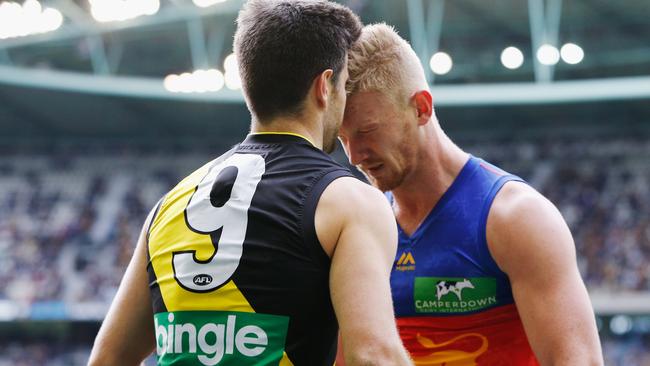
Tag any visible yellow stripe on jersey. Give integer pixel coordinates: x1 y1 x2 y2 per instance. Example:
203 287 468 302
249 131 315 147
279 352 295 366
148 161 254 313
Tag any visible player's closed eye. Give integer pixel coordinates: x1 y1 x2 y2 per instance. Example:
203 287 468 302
359 126 378 134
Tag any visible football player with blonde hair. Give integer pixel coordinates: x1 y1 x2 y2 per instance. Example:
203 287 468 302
339 23 603 365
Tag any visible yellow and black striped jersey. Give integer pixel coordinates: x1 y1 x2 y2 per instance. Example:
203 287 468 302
146 133 353 366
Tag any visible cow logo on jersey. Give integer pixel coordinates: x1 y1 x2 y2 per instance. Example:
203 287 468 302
414 277 497 314
395 251 416 271
436 278 474 301
154 310 289 365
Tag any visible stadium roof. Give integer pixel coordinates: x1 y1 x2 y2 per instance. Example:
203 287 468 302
0 0 649 139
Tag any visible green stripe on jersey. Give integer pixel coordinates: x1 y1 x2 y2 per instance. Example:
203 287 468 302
154 310 289 365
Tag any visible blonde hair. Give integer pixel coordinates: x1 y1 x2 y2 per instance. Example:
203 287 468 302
346 23 428 104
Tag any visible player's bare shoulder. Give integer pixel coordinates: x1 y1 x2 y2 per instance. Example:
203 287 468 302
315 177 395 257
488 181 549 224
486 180 574 274
324 177 389 210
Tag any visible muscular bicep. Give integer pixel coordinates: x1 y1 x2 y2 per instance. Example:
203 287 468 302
487 182 602 365
316 177 408 364
330 195 397 336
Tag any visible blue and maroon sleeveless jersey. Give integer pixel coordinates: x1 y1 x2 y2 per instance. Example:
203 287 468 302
389 156 540 365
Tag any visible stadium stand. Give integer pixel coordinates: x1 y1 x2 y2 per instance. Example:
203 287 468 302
0 0 648 364
3 138 648 304
1 137 649 364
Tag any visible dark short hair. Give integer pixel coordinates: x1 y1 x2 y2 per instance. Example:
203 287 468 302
234 0 362 122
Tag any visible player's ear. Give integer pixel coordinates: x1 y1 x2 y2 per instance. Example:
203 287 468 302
411 90 433 126
313 69 334 109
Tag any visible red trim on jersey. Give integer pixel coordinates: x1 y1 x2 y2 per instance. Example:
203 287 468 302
479 162 506 177
398 304 539 365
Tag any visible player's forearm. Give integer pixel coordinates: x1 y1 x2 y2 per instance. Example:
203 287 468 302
342 332 413 366
534 335 603 366
526 317 603 366
533 297 603 365
539 352 603 366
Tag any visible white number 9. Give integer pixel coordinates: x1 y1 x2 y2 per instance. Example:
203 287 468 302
173 153 265 292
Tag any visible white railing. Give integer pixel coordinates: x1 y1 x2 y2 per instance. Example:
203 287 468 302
2 65 650 106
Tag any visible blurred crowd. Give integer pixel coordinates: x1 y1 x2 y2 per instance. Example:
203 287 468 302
1 138 649 307
0 342 157 366
0 144 206 305
469 138 650 292
602 336 650 366
0 342 88 366
1 138 650 363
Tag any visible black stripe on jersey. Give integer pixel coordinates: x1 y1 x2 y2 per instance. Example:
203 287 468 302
302 169 353 270
231 134 355 365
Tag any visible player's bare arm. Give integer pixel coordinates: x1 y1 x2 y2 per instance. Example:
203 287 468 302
487 182 603 365
316 177 413 366
88 209 156 366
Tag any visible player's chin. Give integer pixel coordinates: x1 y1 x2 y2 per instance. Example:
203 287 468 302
367 174 392 193
375 181 394 193
373 172 404 193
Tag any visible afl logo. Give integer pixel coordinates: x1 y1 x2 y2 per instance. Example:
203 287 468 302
193 274 213 286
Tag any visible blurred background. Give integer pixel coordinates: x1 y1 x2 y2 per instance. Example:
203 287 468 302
0 0 649 364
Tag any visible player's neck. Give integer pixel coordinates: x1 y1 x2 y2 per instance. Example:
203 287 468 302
392 129 468 233
251 115 322 149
